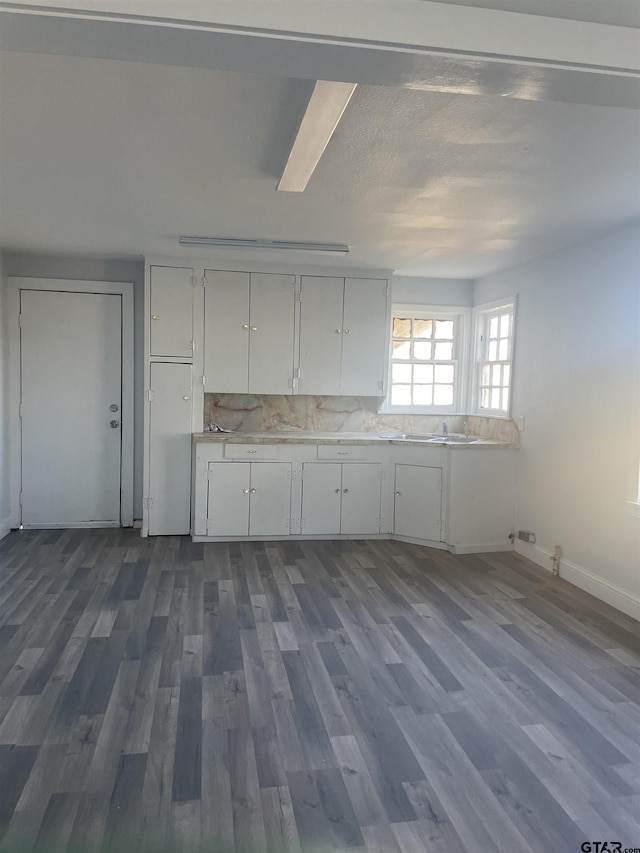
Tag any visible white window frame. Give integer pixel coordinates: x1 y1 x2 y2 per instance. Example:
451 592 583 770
381 304 470 415
471 296 517 418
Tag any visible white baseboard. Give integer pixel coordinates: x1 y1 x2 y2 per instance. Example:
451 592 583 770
514 540 640 621
451 542 513 555
0 516 11 541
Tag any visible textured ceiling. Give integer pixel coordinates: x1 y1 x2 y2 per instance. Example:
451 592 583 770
0 49 638 277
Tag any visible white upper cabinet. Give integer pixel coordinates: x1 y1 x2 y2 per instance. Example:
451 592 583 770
248 274 296 395
298 277 344 396
203 271 250 392
342 278 389 396
298 276 389 396
149 265 194 358
204 270 295 394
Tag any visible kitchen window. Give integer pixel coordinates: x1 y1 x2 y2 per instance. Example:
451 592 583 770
472 298 516 416
384 306 469 413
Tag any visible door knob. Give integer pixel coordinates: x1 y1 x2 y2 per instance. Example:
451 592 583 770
109 404 119 412
109 420 119 429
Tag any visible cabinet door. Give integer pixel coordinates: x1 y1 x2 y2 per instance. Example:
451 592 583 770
148 362 193 535
207 462 250 536
301 463 342 535
150 266 194 358
394 464 442 541
341 463 381 535
204 270 250 392
298 276 344 395
249 463 292 536
248 274 296 394
341 278 388 396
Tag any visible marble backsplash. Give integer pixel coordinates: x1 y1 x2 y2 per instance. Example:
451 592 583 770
203 394 519 442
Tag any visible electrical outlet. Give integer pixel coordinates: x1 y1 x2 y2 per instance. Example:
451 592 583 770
518 529 536 543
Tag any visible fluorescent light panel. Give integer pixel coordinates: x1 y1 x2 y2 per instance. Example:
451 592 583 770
179 236 349 255
277 80 357 193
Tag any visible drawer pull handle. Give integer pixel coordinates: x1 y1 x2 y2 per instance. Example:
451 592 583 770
337 451 348 455
247 450 257 454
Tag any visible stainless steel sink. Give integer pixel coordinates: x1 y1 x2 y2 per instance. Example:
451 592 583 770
382 433 479 444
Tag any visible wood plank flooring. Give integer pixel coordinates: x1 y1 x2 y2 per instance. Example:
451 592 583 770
0 529 638 852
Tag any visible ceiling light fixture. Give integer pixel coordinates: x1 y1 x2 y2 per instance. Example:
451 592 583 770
277 80 357 193
179 236 349 255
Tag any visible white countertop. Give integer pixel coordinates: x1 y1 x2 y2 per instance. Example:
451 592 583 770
193 430 517 448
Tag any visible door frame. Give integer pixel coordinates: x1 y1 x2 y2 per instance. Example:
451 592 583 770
8 277 135 528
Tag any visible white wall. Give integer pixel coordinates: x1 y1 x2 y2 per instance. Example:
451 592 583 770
2 252 145 520
0 252 9 537
393 276 473 306
474 221 640 618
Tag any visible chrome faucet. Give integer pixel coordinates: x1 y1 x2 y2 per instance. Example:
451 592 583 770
463 421 469 438
442 422 448 436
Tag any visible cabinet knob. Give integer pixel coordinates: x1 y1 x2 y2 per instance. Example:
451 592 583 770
250 488 256 494
344 329 351 334
343 488 349 493
335 488 341 493
336 329 342 334
242 324 249 330
152 315 160 320
183 396 191 401
396 491 401 496
243 488 250 494
251 326 258 332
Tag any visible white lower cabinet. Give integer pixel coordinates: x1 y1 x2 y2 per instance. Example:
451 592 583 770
207 462 291 537
301 463 381 536
393 464 443 543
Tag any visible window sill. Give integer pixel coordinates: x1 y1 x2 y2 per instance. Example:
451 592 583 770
627 501 640 519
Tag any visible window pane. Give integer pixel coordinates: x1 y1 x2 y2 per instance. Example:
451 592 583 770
434 385 454 406
481 388 490 408
491 364 501 385
413 319 433 339
489 316 499 338
392 340 411 360
488 340 498 361
491 388 501 409
503 364 510 385
391 384 411 405
434 364 454 383
502 388 509 410
434 341 453 360
393 318 411 338
413 341 432 360
498 338 509 361
435 320 454 339
392 363 411 383
481 364 490 385
413 385 433 405
413 363 434 384
499 313 510 337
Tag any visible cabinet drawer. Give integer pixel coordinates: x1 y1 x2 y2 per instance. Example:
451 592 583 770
223 444 277 460
316 445 368 461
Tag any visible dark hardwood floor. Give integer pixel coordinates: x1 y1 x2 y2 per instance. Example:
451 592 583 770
0 529 638 852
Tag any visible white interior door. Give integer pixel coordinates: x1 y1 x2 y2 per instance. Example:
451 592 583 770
394 464 442 541
298 276 344 395
248 274 296 394
20 289 123 527
301 463 342 535
341 463 382 534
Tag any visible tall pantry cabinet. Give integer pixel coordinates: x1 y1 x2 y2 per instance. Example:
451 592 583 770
143 264 203 535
